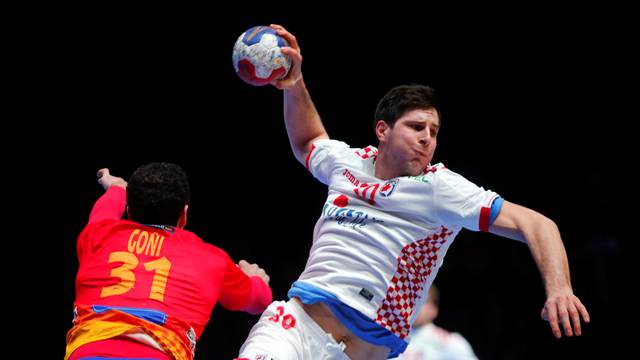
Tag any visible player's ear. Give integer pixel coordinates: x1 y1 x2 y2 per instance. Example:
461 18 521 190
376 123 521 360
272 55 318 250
177 204 188 229
375 120 390 142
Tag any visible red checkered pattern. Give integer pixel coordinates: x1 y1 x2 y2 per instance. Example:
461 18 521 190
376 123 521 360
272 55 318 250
422 164 445 174
355 146 378 159
376 226 453 339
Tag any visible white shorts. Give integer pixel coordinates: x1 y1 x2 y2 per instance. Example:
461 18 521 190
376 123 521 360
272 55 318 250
237 300 351 360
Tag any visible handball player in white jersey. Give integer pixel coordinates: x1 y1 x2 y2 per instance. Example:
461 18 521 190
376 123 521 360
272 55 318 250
237 24 590 360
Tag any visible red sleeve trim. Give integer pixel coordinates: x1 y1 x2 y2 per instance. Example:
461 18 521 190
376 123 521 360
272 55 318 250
305 144 317 171
479 206 491 232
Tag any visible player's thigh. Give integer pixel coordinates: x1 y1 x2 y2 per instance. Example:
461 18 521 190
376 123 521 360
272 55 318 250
238 301 305 360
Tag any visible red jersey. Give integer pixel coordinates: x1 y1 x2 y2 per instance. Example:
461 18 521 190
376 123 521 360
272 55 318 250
68 186 271 359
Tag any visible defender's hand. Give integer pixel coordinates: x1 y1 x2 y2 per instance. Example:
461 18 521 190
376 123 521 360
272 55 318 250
96 168 127 191
238 259 270 285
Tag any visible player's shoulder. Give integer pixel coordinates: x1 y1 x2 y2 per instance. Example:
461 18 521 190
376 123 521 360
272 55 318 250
427 162 447 171
427 163 470 184
310 140 379 177
313 139 378 159
352 145 378 160
188 236 230 258
174 229 215 250
80 218 128 236
402 163 452 185
177 235 235 272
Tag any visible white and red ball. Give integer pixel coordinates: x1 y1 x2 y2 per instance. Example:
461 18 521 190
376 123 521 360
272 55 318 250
232 26 292 86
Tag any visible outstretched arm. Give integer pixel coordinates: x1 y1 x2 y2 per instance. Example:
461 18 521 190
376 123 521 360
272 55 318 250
489 200 590 338
219 256 272 315
270 24 329 165
96 168 127 191
87 168 128 224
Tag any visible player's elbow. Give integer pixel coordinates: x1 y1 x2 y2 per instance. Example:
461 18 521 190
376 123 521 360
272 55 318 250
533 211 558 232
293 134 328 167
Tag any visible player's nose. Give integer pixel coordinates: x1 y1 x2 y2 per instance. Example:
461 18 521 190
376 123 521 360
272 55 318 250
418 129 433 146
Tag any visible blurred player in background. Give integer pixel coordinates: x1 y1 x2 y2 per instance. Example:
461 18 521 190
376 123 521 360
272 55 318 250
394 285 477 360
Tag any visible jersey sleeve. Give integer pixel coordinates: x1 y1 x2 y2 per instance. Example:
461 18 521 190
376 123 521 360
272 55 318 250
88 186 127 224
77 186 127 261
217 250 272 314
434 168 501 232
306 139 351 185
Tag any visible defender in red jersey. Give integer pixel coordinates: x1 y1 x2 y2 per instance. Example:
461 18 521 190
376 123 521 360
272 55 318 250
66 163 272 360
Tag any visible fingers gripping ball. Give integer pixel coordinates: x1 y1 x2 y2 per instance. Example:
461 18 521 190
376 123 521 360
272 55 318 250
232 26 292 86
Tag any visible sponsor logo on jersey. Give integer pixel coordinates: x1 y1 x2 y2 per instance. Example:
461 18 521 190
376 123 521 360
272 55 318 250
407 175 431 183
322 201 384 229
343 168 361 186
342 168 387 204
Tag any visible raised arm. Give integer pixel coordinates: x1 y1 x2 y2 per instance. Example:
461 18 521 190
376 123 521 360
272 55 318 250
270 24 329 165
87 168 128 224
489 200 590 338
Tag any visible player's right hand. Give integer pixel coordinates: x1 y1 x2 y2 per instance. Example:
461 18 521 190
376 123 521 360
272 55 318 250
270 24 302 90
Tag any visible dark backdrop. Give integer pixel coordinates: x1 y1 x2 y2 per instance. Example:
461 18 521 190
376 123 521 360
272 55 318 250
52 8 631 359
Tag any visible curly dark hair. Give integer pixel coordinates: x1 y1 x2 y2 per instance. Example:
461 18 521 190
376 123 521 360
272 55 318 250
373 84 440 129
126 162 190 226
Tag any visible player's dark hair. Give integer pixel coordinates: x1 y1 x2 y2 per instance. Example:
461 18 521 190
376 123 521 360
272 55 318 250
127 162 190 226
374 84 441 129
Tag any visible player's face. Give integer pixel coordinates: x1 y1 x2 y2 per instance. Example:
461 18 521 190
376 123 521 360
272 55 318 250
378 108 439 177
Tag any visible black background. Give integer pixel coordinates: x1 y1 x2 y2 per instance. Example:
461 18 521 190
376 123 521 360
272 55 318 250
47 7 632 359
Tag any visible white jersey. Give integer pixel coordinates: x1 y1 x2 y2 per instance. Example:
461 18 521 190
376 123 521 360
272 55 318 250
395 323 478 360
298 139 499 341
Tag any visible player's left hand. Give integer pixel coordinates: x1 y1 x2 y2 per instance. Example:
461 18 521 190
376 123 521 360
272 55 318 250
541 292 590 338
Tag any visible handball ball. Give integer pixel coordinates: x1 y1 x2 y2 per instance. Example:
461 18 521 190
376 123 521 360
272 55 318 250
232 26 292 86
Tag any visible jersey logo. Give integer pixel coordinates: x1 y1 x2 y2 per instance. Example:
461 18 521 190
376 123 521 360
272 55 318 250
407 175 431 183
379 179 398 197
143 224 176 233
359 287 374 301
343 168 381 204
354 182 380 204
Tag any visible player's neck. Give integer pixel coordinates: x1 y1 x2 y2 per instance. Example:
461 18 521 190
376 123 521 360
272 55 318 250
374 152 398 180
